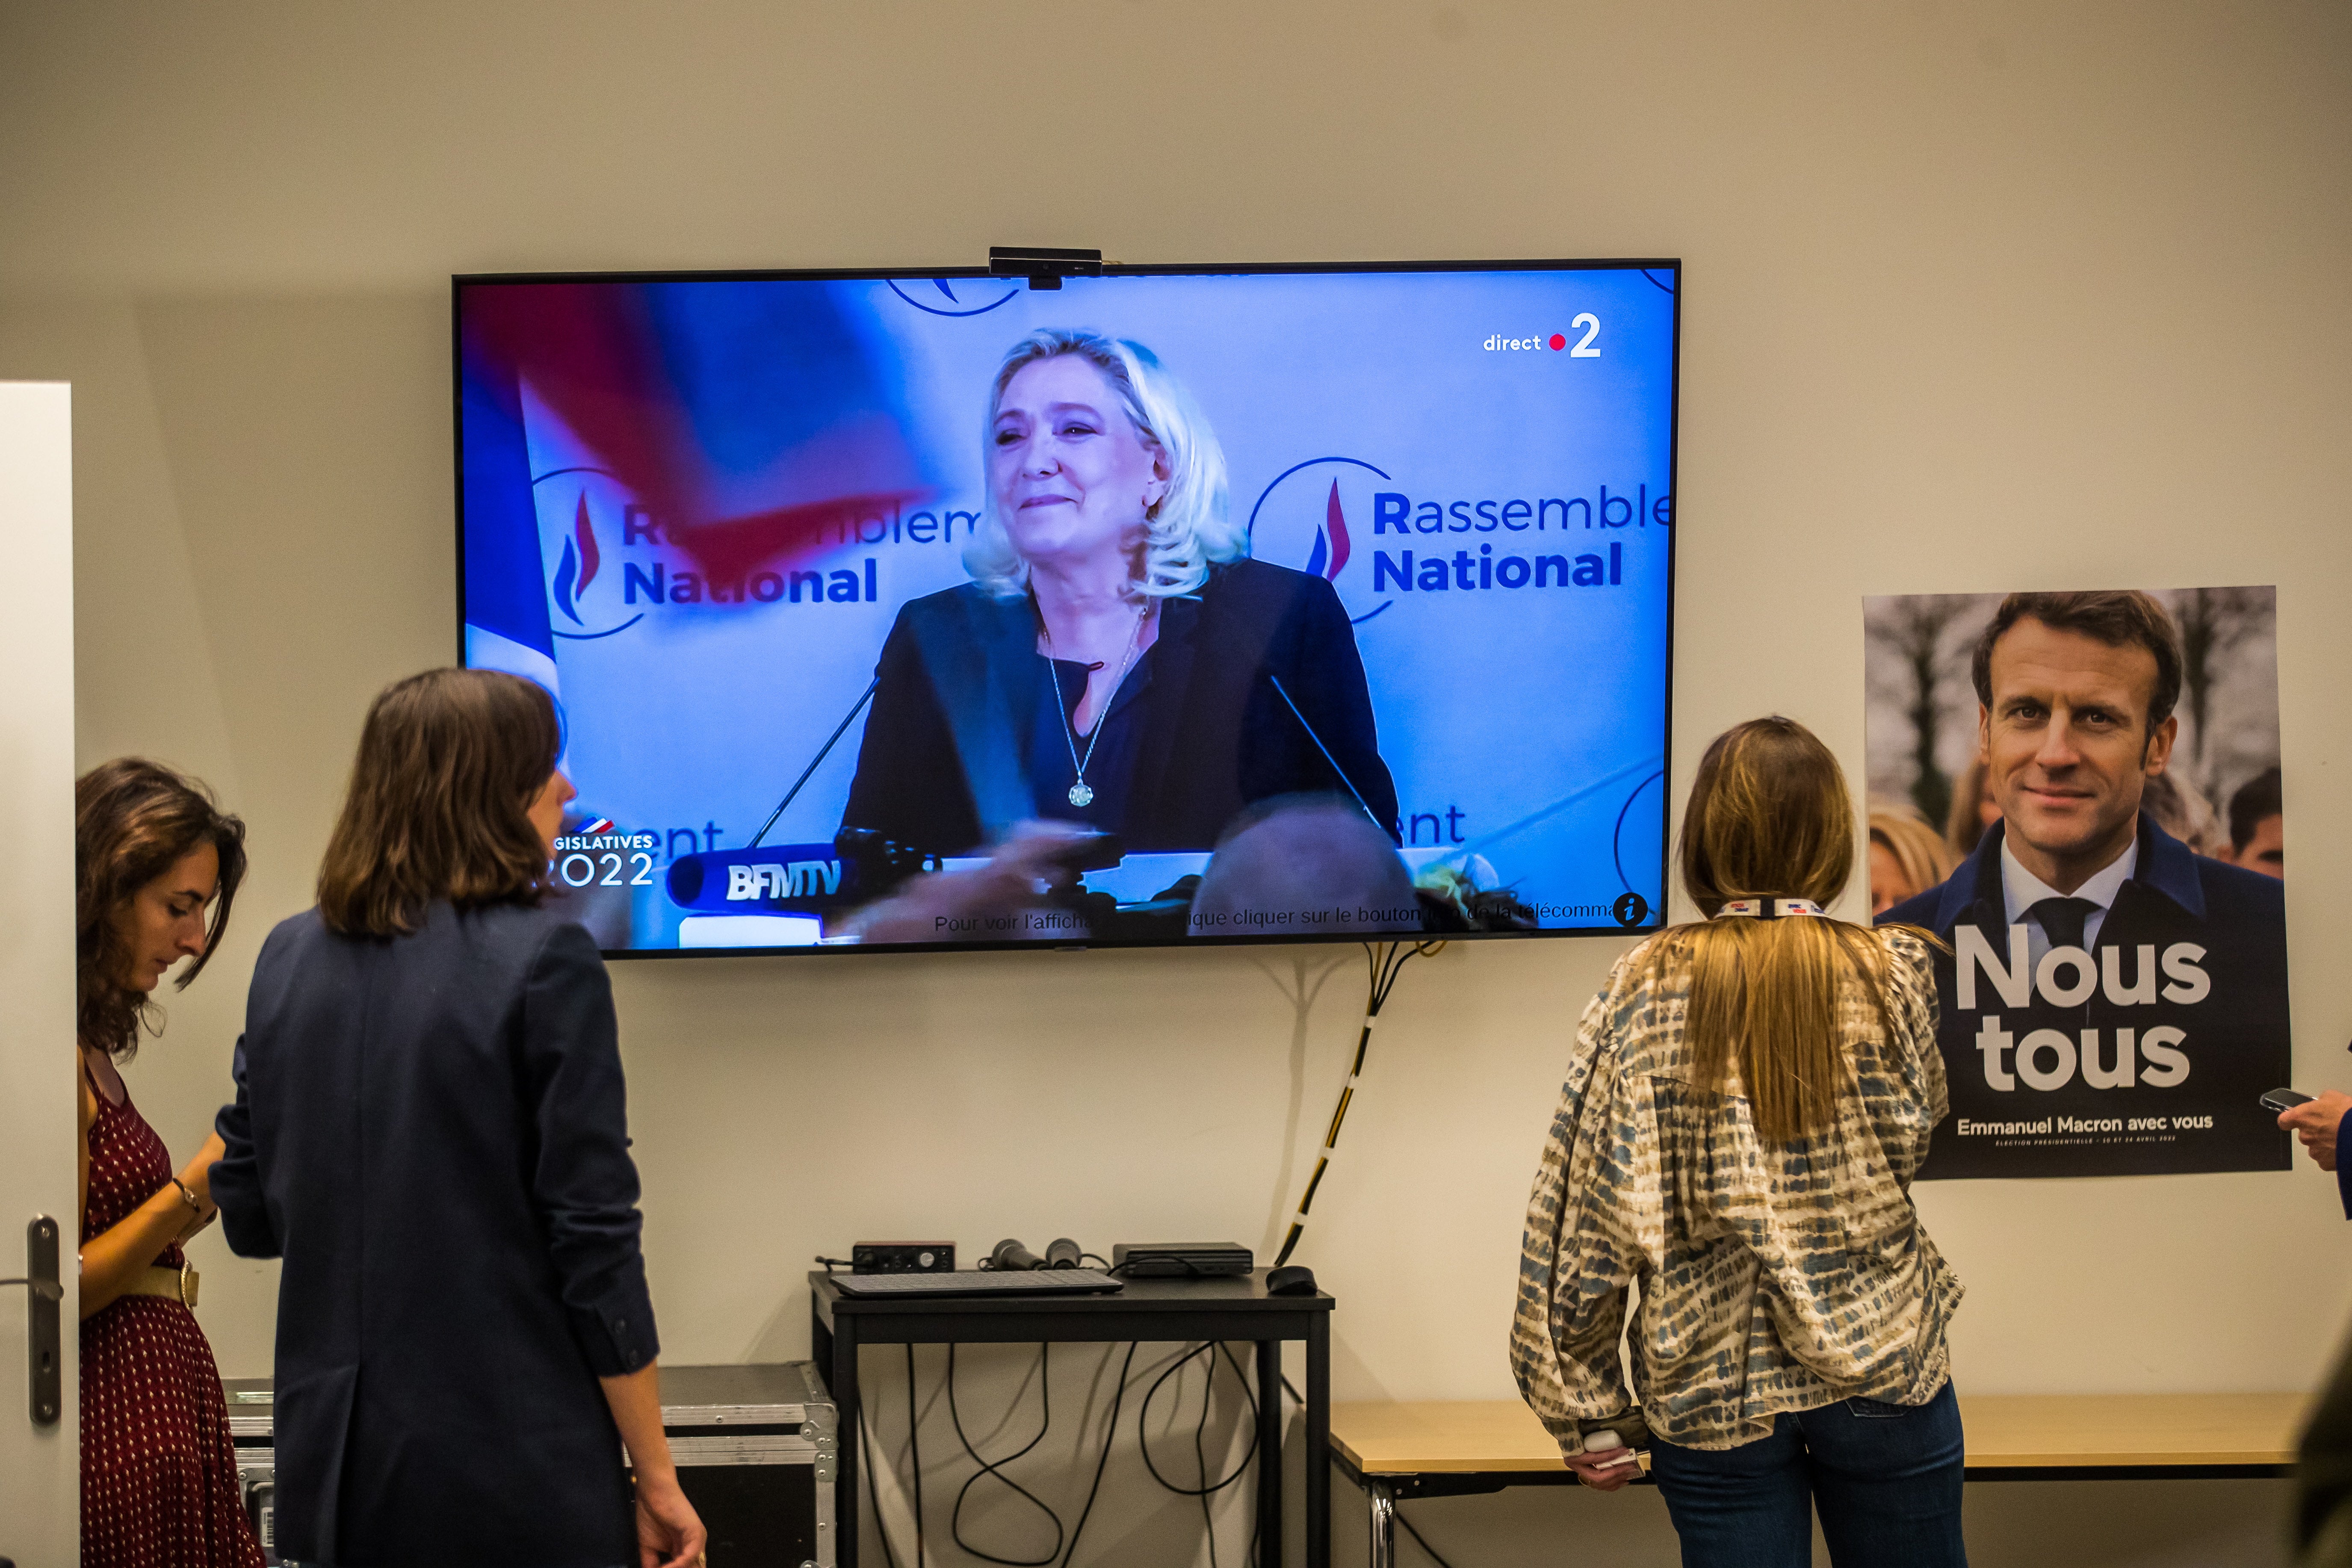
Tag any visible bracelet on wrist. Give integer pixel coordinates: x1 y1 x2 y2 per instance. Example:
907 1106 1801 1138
168 1177 199 1211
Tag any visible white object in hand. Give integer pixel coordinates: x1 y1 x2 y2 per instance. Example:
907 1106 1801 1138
1581 1429 1639 1468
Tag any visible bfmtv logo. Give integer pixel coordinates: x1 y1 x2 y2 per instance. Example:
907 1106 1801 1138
1245 457 1393 625
728 861 845 899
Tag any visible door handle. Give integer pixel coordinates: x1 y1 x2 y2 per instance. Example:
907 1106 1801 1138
0 1217 62 1425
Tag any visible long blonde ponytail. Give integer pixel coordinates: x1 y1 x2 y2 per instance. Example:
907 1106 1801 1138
1664 717 1910 1143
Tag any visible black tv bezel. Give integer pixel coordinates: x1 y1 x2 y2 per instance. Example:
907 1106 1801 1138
452 256 1682 960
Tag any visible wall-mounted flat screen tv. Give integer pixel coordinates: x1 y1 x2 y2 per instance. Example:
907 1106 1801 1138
456 260 1678 955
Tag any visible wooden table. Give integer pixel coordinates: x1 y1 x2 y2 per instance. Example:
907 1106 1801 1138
1329 1393 2311 1567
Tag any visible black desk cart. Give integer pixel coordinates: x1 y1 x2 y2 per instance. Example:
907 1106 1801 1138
809 1268 1333 1567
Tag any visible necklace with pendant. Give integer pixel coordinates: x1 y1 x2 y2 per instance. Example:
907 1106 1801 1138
1046 600 1148 809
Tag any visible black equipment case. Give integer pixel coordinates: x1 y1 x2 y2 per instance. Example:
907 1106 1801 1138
224 1361 837 1566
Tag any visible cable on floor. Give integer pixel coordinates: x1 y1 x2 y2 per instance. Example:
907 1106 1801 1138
946 1342 1063 1566
906 1344 925 1565
1057 1341 1139 1568
1397 1507 1458 1568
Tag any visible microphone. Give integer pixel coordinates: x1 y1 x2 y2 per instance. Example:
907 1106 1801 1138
1043 1237 1082 1269
989 1238 1043 1272
747 675 881 849
1264 673 1386 836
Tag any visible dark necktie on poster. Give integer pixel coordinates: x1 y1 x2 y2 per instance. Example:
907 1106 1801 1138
2028 895 2098 952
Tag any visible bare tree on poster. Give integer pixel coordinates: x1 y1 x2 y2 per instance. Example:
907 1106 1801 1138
1865 596 1975 827
2169 587 2270 800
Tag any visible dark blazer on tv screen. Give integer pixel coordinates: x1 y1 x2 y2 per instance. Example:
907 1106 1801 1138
212 901 656 1568
842 556 1400 854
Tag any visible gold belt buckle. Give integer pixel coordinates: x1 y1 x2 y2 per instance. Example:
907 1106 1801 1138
178 1261 200 1311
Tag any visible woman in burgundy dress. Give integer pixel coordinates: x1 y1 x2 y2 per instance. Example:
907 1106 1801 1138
77 758 263 1568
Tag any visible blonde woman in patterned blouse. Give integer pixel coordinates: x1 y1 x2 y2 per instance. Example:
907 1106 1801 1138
1511 716 1966 1568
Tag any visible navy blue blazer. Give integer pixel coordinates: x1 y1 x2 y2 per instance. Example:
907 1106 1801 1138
1881 813 2290 1178
213 902 657 1568
841 558 1400 855
2337 1113 2352 1219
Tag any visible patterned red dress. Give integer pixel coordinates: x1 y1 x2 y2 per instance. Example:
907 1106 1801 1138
81 1072 265 1568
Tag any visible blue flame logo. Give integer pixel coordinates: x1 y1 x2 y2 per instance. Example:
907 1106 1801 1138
886 278 1024 318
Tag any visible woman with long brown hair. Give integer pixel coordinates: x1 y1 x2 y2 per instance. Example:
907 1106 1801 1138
76 757 265 1567
211 668 704 1568
1510 717 1965 1567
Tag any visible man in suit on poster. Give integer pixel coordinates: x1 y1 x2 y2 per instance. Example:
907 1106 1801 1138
1880 590 2290 1178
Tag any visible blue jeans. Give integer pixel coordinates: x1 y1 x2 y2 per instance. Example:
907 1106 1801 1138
1646 1380 1967 1568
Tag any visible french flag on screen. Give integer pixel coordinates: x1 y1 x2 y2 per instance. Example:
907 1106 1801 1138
459 313 559 695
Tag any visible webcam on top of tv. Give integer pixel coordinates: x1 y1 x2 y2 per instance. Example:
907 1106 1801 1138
989 246 1105 291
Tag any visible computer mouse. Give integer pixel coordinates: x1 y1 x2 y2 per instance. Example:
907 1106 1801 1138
1266 1264 1318 1296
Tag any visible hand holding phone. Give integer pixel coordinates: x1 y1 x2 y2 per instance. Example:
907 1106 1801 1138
1569 1423 1645 1491
2273 1088 2352 1173
1581 1429 1640 1468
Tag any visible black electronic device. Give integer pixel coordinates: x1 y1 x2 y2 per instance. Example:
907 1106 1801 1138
2261 1087 2316 1112
1579 1407 1654 1455
830 1267 1121 1299
851 1240 954 1274
988 1237 1045 1272
1043 1237 1083 1269
1266 1264 1318 1296
989 244 1106 289
1112 1242 1253 1278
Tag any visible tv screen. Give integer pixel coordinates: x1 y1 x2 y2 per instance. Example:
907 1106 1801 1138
456 260 1678 954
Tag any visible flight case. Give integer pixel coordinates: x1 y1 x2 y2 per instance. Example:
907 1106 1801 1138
223 1361 837 1567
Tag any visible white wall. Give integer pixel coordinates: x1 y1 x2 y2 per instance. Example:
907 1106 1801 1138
4 3 2348 1562
0 383 83 1563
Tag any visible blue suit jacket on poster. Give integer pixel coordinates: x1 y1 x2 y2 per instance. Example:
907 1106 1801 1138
1880 813 2290 1179
212 902 655 1568
841 557 1400 855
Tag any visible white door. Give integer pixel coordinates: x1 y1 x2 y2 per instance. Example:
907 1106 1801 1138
0 383 80 1561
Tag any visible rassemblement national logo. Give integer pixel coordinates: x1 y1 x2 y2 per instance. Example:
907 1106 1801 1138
534 466 645 641
1246 457 1396 626
885 278 1024 318
1247 455 1664 626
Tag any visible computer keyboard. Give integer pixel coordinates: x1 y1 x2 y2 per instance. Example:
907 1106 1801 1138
828 1267 1122 1298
